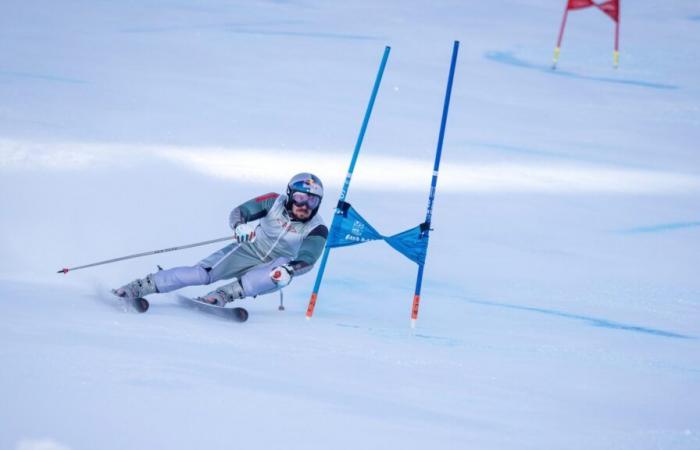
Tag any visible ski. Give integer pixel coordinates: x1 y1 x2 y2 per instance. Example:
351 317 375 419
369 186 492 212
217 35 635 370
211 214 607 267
112 290 150 313
129 297 150 313
176 295 249 322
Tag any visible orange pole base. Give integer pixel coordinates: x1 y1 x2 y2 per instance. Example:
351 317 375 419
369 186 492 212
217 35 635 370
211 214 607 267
306 292 318 320
411 294 421 327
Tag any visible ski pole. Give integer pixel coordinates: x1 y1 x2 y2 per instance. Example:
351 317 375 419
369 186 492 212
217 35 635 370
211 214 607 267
278 290 285 311
57 235 235 274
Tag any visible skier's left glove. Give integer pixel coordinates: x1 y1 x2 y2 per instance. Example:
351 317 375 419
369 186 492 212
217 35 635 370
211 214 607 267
270 264 293 287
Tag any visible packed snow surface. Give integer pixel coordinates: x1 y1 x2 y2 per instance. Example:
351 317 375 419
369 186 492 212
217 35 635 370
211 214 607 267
1 1 698 449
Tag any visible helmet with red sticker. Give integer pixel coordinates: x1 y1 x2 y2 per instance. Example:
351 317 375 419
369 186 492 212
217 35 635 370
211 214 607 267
285 173 323 221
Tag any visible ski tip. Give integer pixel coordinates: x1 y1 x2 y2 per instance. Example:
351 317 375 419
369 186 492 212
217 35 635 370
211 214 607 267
233 307 249 322
133 298 150 313
57 268 69 274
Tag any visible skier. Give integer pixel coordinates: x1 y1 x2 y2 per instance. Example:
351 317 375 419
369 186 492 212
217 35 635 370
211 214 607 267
113 173 327 306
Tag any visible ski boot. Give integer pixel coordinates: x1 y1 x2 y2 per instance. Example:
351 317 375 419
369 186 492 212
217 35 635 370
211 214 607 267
197 278 244 306
113 274 157 312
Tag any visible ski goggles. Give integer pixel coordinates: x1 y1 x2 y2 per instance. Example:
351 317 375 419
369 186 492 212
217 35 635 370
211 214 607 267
290 191 321 209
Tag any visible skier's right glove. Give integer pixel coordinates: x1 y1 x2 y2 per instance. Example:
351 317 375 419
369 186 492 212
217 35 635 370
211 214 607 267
233 222 257 243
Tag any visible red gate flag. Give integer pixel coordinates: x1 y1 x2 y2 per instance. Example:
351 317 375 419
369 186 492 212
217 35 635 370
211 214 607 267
599 0 620 22
553 0 621 69
567 0 619 21
568 0 594 10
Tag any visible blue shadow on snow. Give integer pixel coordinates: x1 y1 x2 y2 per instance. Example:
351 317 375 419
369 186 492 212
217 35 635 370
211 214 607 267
0 70 87 84
121 22 381 41
464 298 692 340
484 51 678 90
458 139 656 169
225 29 381 41
617 221 700 234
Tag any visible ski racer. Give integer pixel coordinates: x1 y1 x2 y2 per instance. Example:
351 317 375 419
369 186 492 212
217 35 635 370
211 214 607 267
113 173 327 306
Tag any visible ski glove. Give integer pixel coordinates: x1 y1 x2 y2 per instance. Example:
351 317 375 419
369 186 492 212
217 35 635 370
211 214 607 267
270 264 293 287
233 222 257 243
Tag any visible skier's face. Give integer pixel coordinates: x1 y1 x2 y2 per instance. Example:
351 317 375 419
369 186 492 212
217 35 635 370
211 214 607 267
289 191 320 221
291 203 312 221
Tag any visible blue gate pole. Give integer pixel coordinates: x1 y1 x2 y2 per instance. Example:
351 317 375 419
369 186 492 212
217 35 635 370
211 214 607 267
411 40 459 328
306 46 391 320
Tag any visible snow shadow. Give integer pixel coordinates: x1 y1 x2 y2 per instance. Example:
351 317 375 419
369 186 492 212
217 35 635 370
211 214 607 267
617 221 700 234
335 323 462 347
120 21 381 41
459 139 651 169
0 70 87 85
224 29 381 41
462 297 692 340
120 20 303 33
484 51 678 90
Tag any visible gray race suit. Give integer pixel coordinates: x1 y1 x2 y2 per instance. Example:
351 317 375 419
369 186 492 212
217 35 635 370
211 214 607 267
151 192 327 298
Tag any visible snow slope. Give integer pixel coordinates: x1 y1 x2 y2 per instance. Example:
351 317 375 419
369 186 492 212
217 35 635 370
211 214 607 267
1 1 699 449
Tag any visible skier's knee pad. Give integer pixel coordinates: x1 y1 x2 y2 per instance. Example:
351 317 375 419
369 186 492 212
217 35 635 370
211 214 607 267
153 266 211 293
240 257 290 297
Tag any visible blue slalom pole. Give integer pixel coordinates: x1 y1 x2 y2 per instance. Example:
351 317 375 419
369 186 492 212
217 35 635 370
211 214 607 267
411 40 459 328
306 46 391 320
